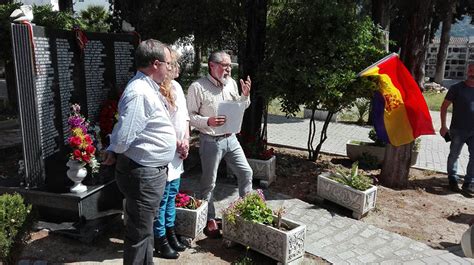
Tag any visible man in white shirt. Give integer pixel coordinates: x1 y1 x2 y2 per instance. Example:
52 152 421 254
103 39 176 265
186 51 253 238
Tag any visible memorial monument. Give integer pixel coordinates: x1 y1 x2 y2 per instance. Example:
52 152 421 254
0 23 138 223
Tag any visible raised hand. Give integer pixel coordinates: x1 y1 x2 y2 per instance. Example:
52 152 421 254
240 75 251 96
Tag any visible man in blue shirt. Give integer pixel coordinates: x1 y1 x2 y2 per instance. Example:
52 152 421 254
103 39 176 264
440 63 474 196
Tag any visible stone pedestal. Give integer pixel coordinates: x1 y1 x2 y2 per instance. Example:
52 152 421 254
223 215 306 264
248 155 277 188
175 200 208 239
317 172 377 219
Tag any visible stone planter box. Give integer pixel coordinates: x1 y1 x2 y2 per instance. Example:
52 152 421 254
248 155 276 188
346 140 418 166
317 172 377 219
304 109 338 122
175 200 208 239
223 215 306 264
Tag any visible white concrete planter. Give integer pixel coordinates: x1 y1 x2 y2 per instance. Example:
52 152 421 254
223 215 306 264
303 109 338 122
175 200 208 239
346 140 418 166
317 172 377 219
247 155 276 188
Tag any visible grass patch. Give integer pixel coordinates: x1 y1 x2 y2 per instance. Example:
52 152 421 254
423 91 451 112
267 98 304 118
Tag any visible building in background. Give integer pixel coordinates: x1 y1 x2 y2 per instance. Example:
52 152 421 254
13 0 109 13
425 37 474 80
74 0 109 12
15 0 58 10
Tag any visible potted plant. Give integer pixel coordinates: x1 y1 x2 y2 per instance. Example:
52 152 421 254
346 128 420 167
317 162 377 219
222 190 306 264
174 191 208 239
236 132 276 188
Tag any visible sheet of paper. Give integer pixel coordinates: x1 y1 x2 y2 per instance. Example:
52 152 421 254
216 101 246 134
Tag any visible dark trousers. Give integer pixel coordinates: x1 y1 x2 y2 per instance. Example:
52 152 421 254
115 154 168 265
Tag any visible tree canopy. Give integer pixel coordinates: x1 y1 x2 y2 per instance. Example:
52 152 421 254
261 0 384 159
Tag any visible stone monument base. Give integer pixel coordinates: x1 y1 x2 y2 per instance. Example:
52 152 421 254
0 180 122 222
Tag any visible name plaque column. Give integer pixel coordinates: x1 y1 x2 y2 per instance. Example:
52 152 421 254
56 38 76 144
34 36 59 159
114 41 135 89
84 40 107 121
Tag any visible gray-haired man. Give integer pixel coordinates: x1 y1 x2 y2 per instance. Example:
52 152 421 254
186 51 253 237
103 39 176 264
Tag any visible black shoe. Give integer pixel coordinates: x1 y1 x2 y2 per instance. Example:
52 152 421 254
449 181 461 192
166 227 186 252
462 183 474 194
155 236 179 259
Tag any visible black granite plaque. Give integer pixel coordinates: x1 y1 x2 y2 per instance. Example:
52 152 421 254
10 24 138 190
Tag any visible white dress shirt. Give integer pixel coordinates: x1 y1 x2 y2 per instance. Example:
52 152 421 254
108 71 176 167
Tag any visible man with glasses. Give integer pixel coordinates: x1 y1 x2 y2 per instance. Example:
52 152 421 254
187 50 253 238
103 39 176 264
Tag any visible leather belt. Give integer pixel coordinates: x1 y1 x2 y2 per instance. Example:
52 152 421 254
129 158 168 171
213 133 232 138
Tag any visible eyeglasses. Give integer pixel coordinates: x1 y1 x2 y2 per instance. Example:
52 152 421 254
156 59 172 70
217 62 232 69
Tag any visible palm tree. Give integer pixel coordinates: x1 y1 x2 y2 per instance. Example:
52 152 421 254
80 5 110 33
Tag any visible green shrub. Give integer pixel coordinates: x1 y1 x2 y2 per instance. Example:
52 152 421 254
0 193 32 263
358 152 379 170
354 98 371 124
223 190 273 225
368 128 386 147
330 162 373 191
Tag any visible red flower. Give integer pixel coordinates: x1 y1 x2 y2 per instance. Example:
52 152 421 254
85 145 96 154
84 135 92 144
82 153 90 163
69 136 82 147
73 149 82 159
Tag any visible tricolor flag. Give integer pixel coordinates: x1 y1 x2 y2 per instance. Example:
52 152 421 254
359 53 435 146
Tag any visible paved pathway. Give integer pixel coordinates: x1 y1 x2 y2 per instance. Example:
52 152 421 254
180 176 474 264
267 111 469 175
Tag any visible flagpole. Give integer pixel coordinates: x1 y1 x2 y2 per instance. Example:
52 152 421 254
357 53 399 77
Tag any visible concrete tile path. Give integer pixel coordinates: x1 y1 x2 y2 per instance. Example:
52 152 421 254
267 111 469 175
180 176 474 264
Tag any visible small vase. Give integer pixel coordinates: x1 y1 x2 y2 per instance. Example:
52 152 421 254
66 159 88 193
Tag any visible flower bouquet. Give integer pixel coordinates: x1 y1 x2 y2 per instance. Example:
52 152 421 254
174 191 208 239
67 103 99 173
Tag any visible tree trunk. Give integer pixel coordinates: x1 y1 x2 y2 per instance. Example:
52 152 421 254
193 43 201 76
399 0 435 89
58 0 74 12
369 0 391 125
372 0 391 52
380 143 413 189
240 0 268 142
434 0 456 84
311 111 333 161
380 0 435 188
